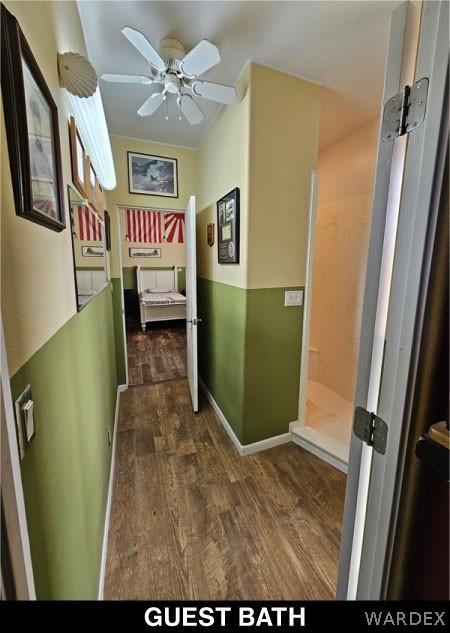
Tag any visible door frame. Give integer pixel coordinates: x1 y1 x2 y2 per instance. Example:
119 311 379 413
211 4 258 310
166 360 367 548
184 194 199 412
1 315 36 599
115 205 129 387
356 0 448 599
337 0 421 599
297 170 318 427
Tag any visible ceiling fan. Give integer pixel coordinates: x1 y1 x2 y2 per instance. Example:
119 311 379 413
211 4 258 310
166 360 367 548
101 27 237 125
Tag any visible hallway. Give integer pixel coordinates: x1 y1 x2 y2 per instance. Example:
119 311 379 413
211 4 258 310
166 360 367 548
104 378 345 599
126 322 187 386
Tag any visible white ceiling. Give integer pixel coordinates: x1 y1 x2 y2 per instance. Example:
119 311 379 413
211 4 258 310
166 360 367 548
77 1 399 149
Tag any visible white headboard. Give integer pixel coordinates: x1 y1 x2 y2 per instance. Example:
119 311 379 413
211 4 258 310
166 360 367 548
136 267 178 293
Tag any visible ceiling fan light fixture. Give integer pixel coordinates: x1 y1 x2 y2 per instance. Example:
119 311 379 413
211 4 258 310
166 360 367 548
105 27 236 126
165 73 180 94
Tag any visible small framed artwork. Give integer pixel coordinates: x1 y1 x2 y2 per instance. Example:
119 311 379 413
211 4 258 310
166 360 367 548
104 210 111 251
129 247 161 259
1 5 65 231
217 188 240 264
207 223 215 247
69 117 89 200
128 151 178 198
82 245 104 257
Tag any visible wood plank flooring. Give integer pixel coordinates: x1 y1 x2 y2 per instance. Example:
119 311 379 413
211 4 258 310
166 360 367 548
104 378 346 599
126 322 187 386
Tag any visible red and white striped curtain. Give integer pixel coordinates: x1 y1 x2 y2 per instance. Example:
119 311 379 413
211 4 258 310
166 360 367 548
74 205 103 241
126 208 162 243
164 212 185 244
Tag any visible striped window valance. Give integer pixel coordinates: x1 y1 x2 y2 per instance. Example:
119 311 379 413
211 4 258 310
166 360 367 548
72 204 103 242
125 208 162 243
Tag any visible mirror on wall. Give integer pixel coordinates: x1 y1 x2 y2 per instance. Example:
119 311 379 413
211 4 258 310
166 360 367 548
68 185 107 310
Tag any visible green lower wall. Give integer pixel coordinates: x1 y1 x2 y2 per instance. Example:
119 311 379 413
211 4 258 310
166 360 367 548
10 287 118 599
111 277 127 385
198 278 247 440
122 266 186 291
198 277 303 445
243 287 303 444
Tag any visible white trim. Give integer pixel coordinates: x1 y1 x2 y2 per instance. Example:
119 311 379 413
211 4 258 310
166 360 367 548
109 133 197 152
337 1 415 600
98 384 124 600
1 316 36 599
356 0 448 599
291 431 348 474
290 421 348 473
297 170 318 427
199 377 291 456
117 203 185 214
241 432 292 456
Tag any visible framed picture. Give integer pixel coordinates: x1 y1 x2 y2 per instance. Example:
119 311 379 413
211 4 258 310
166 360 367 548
69 117 89 200
217 188 240 264
104 210 111 251
128 151 178 198
82 245 104 257
1 5 65 231
129 247 161 259
207 223 215 247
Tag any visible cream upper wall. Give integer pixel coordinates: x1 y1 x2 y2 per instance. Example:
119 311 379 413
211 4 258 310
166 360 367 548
247 64 321 289
1 1 89 376
105 135 195 276
309 119 378 402
196 65 250 289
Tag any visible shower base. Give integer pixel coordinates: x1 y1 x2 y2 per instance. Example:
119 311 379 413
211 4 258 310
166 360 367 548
291 380 353 473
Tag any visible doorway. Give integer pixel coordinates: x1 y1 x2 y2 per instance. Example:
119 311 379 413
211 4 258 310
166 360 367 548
295 120 380 471
116 205 189 388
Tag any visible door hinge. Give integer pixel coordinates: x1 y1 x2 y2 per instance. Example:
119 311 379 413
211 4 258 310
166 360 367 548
353 406 388 455
381 78 428 142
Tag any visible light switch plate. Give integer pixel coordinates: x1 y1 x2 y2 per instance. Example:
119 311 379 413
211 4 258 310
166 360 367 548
284 290 304 307
14 384 34 459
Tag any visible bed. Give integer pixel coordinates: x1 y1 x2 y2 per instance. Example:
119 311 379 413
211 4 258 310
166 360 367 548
137 267 186 331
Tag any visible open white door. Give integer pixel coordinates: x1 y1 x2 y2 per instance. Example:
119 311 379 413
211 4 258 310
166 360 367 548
185 195 198 412
338 0 448 599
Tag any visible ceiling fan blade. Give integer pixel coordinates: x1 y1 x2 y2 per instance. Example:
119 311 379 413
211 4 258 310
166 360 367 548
137 92 165 117
121 26 166 72
179 95 204 125
181 40 220 77
192 80 236 104
101 73 153 85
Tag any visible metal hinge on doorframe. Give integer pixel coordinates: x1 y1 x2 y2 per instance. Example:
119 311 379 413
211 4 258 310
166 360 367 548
353 407 388 455
381 78 429 142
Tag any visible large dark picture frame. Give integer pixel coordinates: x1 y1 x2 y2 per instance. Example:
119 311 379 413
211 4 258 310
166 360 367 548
217 187 240 264
1 5 65 231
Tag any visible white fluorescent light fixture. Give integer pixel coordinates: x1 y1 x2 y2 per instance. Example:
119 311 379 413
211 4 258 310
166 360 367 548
65 87 116 190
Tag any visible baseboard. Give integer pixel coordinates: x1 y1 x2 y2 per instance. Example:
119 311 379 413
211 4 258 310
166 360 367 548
198 376 243 454
98 384 121 599
291 430 348 474
240 433 292 455
198 377 291 456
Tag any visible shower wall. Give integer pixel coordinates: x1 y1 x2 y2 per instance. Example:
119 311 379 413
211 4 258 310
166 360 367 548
309 120 379 402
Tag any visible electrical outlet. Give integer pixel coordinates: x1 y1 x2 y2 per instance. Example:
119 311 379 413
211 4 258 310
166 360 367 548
284 290 304 307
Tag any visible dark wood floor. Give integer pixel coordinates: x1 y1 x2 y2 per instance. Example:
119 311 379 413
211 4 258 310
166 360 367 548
126 322 187 386
104 377 346 599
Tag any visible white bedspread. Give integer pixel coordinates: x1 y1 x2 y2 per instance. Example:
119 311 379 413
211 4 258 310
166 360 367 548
140 291 186 305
